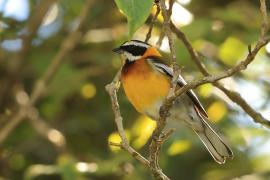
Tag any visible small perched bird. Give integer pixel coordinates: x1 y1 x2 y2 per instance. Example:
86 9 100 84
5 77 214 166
113 40 233 164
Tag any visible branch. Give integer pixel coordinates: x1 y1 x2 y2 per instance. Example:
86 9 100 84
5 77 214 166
107 1 269 179
166 36 270 114
106 2 173 179
149 0 178 179
169 0 270 127
159 0 178 96
156 0 174 48
0 0 93 145
145 3 160 43
105 69 170 179
214 83 270 127
105 69 150 168
170 23 209 75
259 0 268 38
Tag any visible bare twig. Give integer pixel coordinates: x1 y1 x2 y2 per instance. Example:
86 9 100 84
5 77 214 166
107 0 269 179
149 0 178 179
105 69 150 168
259 0 268 38
156 32 165 48
165 34 270 111
156 0 174 48
169 0 270 127
161 128 176 142
107 1 173 179
105 70 170 179
145 3 160 43
214 83 270 127
248 44 252 55
159 0 178 96
170 23 209 75
0 0 93 145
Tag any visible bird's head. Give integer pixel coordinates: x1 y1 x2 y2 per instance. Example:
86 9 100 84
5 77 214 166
113 40 161 62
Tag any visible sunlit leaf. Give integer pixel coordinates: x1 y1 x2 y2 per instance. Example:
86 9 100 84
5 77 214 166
131 116 156 149
80 83 96 99
218 37 246 66
167 140 191 156
198 84 213 98
207 101 227 123
152 4 163 22
114 0 153 37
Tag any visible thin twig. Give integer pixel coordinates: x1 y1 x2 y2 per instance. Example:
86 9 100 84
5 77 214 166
145 3 160 43
170 23 209 75
149 0 178 179
105 69 150 168
161 128 176 142
161 33 270 126
169 0 270 127
248 45 252 55
159 0 178 97
259 0 268 38
214 83 270 127
0 0 93 145
156 32 165 48
107 0 270 179
156 0 174 48
167 33 269 103
108 141 122 147
107 1 173 178
105 70 171 178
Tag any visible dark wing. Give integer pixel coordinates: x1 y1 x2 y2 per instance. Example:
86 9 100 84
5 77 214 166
147 56 208 118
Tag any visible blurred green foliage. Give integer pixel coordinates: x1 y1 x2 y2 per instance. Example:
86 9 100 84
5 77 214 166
0 0 270 180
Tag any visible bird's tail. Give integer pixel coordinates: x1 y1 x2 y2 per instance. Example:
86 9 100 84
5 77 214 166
193 108 233 164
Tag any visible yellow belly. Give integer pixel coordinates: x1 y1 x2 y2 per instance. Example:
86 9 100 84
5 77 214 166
121 60 170 114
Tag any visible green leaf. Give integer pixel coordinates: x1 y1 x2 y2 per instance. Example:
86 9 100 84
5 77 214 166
114 0 153 38
218 37 246 66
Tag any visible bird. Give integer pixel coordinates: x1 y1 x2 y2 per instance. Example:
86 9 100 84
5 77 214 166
112 39 233 164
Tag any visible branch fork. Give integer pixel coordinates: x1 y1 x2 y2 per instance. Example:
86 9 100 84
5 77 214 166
107 0 270 179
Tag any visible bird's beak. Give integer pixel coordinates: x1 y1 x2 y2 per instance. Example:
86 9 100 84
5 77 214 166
112 47 123 54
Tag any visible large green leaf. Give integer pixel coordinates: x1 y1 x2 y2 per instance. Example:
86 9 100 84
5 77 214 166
115 0 153 38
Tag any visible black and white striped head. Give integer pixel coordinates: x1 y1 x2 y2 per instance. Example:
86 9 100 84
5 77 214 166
113 40 151 61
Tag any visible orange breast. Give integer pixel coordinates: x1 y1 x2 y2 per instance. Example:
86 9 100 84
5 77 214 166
121 59 170 114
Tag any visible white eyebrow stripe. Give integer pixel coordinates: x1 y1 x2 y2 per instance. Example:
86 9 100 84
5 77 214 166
123 41 150 48
124 51 142 61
